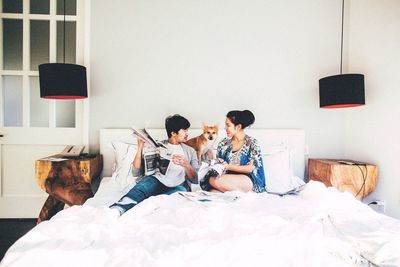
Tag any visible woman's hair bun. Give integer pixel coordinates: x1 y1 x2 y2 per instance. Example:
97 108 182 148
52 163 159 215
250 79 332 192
226 110 255 129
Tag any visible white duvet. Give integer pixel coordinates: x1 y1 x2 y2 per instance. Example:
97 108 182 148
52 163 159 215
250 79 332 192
1 181 400 267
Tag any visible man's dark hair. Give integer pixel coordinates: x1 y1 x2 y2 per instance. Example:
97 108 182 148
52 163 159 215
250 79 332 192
165 114 190 138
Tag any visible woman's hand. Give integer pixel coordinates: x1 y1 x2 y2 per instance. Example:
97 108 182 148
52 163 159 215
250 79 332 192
224 162 254 174
219 159 230 171
223 162 230 171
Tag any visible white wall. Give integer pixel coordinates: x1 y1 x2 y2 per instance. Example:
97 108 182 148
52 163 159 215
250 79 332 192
346 0 400 218
89 0 400 218
90 0 347 165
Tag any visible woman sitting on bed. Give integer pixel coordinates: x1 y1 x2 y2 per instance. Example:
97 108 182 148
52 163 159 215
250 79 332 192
202 110 265 193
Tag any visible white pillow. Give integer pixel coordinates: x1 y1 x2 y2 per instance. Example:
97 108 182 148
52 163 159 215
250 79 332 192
111 141 139 189
262 144 303 193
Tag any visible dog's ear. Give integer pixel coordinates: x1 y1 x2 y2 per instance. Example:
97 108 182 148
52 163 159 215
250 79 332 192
202 122 207 129
214 124 219 131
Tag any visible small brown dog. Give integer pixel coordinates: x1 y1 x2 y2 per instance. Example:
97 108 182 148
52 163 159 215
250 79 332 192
186 124 219 162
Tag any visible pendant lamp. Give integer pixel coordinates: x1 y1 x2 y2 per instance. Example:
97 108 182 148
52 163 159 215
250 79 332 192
39 0 87 99
319 0 365 108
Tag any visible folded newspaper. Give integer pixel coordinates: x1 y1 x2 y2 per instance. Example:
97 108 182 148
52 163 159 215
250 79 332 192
266 184 306 197
178 191 240 206
131 127 170 176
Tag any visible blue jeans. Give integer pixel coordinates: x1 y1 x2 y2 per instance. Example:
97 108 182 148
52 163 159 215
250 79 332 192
110 175 187 214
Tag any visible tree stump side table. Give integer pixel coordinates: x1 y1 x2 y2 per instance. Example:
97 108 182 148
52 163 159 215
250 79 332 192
308 158 378 200
35 154 103 224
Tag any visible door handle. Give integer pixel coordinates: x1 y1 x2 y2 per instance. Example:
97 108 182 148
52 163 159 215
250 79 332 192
0 134 3 137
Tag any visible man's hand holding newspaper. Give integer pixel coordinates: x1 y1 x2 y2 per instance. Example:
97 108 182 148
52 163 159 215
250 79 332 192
131 127 171 176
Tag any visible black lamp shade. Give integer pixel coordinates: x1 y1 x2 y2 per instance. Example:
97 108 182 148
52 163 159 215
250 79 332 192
319 74 365 108
39 63 88 99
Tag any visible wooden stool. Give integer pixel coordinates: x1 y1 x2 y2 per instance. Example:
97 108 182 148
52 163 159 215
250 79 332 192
308 158 378 200
35 154 103 223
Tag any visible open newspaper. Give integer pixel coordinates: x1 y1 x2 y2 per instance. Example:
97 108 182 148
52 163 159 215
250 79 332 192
131 127 167 149
178 191 240 206
131 127 170 176
197 159 225 190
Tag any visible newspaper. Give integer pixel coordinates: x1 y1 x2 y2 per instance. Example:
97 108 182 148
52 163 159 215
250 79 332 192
178 191 240 206
131 127 167 149
141 146 171 176
131 127 171 176
197 159 226 190
41 157 68 162
198 159 225 181
266 184 306 197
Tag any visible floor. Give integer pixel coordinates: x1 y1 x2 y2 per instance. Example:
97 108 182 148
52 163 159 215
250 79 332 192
0 219 37 262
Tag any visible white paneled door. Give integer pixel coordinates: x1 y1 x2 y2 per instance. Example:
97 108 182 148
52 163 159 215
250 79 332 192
0 0 88 218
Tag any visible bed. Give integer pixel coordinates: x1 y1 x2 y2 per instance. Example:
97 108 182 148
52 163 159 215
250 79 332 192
1 128 400 267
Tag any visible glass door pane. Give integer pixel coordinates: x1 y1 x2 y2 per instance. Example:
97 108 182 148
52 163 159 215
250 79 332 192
3 76 23 127
56 0 76 15
56 101 75 127
30 0 50 14
30 20 50 70
2 0 23 13
2 19 23 70
30 76 49 127
57 21 76 64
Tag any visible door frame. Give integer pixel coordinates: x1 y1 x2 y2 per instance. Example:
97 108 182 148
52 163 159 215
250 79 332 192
0 0 91 218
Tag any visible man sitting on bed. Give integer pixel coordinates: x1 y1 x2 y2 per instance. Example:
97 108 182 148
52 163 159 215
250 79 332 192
110 114 199 215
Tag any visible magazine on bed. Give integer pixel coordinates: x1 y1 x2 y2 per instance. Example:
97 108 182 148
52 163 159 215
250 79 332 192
178 191 240 205
132 127 171 175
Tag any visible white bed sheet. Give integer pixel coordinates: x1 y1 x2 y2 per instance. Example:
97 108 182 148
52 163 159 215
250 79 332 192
84 175 136 208
1 181 400 267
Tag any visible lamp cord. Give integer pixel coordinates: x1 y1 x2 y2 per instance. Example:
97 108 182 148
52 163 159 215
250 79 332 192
340 0 344 75
354 164 368 199
63 0 66 64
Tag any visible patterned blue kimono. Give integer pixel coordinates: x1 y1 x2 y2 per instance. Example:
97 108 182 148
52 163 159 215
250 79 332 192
217 135 266 192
